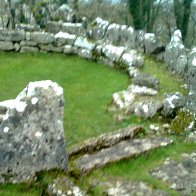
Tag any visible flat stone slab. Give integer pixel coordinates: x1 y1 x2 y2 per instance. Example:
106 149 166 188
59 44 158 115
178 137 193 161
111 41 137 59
151 153 196 195
106 181 168 196
74 137 173 174
69 126 145 157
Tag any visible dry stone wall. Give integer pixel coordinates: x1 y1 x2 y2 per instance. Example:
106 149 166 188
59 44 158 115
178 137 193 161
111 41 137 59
1 16 195 114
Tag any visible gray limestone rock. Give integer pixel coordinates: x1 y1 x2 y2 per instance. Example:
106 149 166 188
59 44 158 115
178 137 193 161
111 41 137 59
20 46 39 53
104 23 121 45
89 17 110 40
46 21 62 34
54 31 76 46
69 126 144 157
15 23 40 32
61 23 83 35
63 45 77 55
134 30 146 53
131 100 163 119
73 137 173 174
102 44 125 62
39 44 63 53
164 30 188 76
77 49 93 59
20 40 38 47
55 4 75 23
0 30 25 42
144 33 165 54
152 0 176 45
151 153 196 195
0 80 67 183
14 43 20 52
187 48 196 91
121 50 144 68
74 36 96 51
113 85 157 110
0 41 14 51
161 93 185 117
132 73 160 90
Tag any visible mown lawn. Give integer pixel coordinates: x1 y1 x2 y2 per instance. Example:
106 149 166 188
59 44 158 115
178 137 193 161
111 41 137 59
0 52 195 195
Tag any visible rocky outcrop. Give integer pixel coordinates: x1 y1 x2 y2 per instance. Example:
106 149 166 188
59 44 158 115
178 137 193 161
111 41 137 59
0 80 67 183
69 126 145 157
151 153 196 195
73 137 173 174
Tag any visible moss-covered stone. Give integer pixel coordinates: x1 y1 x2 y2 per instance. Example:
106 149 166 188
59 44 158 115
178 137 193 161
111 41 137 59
170 109 195 135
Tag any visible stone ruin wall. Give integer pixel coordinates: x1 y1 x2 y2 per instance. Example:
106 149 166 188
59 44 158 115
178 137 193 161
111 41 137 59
0 16 196 112
0 4 196 185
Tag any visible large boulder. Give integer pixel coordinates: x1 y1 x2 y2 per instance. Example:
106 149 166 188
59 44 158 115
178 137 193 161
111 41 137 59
0 80 67 183
164 30 188 76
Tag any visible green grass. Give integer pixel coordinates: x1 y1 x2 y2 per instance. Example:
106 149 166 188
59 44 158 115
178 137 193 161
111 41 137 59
0 52 129 147
0 52 195 195
141 56 187 100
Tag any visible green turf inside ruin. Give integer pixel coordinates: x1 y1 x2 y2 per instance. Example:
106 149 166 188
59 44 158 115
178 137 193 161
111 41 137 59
0 52 195 195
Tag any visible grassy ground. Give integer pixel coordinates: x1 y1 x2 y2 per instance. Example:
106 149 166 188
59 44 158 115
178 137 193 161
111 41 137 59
0 52 195 195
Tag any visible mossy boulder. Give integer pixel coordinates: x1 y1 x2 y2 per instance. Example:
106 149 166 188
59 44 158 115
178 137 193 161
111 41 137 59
170 109 195 135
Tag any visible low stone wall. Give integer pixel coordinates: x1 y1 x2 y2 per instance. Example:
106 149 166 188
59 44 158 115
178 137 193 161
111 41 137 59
0 17 195 113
